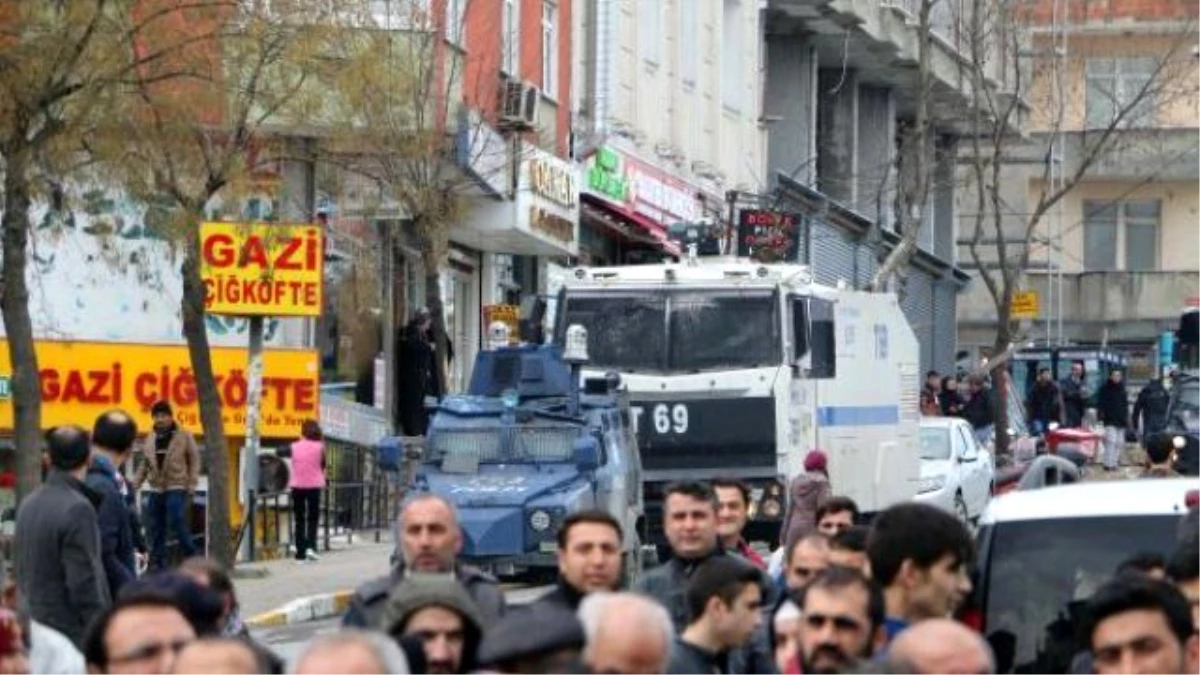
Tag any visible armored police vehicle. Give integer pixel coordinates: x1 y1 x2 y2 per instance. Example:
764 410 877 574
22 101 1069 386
554 253 921 549
410 324 645 578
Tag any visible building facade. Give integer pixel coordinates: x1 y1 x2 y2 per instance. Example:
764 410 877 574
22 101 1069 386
956 0 1199 382
762 0 983 374
570 0 764 265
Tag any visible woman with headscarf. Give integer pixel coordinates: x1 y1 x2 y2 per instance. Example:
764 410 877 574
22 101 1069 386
779 450 832 551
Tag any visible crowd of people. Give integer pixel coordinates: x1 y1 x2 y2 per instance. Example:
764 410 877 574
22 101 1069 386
1 409 1197 675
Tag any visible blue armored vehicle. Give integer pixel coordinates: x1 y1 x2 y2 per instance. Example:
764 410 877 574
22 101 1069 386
408 324 645 579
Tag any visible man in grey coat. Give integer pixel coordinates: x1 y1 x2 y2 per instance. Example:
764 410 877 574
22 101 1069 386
15 425 111 647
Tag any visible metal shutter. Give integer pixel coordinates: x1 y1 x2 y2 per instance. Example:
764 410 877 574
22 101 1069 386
901 270 935 372
932 279 958 374
811 219 858 287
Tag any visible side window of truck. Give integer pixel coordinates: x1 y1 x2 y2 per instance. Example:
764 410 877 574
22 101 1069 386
810 299 836 379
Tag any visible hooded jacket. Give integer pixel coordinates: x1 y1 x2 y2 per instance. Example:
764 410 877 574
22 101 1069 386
380 575 484 673
342 560 506 629
780 471 830 549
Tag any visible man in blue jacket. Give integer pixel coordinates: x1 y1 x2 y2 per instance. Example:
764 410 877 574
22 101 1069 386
86 411 140 597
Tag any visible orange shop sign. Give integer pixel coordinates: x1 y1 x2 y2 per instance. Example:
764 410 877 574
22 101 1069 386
0 340 320 438
200 222 325 317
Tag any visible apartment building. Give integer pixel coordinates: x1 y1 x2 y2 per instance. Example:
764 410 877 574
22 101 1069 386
760 0 989 374
570 0 765 266
956 0 1199 381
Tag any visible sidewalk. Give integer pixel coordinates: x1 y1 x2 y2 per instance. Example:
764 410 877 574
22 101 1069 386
237 532 393 627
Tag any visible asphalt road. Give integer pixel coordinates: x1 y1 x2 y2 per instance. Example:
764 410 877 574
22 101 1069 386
252 584 554 665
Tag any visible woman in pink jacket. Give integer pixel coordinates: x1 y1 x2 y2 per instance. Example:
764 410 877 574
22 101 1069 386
289 420 326 562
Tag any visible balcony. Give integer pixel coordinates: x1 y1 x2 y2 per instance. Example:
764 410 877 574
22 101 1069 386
767 0 1024 134
960 269 1200 341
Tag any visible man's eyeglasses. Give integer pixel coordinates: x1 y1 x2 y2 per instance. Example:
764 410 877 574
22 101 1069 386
108 638 191 665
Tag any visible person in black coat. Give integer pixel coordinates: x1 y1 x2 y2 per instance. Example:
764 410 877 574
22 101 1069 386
395 308 446 437
1096 370 1131 471
1059 361 1090 428
85 411 140 598
1025 368 1064 435
15 426 111 647
962 375 995 446
1133 377 1172 437
938 376 965 417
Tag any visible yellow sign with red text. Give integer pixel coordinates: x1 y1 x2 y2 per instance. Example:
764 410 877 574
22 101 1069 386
0 340 320 438
200 222 324 317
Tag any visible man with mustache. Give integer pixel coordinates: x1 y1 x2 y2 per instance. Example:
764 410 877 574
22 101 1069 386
795 567 886 674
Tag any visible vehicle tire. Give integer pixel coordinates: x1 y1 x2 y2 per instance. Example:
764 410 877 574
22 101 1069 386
954 492 970 523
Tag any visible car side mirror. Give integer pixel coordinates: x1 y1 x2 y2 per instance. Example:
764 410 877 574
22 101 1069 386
574 436 601 472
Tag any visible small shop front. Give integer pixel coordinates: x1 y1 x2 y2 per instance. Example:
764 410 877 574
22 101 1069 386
579 145 724 265
0 339 321 544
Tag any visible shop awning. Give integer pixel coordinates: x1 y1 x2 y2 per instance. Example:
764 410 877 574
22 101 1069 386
581 196 682 257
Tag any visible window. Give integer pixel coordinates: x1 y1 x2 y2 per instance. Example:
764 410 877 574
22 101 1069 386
502 0 518 74
1085 58 1157 129
721 0 742 111
445 0 465 44
1083 199 1161 271
542 1 557 96
679 1 698 87
1124 200 1160 271
639 0 662 66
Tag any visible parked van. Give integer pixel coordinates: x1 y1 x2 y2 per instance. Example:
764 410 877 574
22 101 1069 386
964 478 1198 673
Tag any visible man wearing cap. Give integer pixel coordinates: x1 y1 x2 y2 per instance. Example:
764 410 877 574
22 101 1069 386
380 574 485 675
133 401 201 570
1143 432 1182 478
15 426 111 647
477 605 586 673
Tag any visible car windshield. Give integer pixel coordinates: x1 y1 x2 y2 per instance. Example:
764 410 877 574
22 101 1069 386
920 427 952 460
980 515 1182 674
558 289 780 373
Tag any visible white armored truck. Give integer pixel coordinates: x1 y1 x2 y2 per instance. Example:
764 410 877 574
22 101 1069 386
552 257 921 550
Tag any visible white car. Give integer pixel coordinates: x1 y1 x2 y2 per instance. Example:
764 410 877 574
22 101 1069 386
915 417 994 522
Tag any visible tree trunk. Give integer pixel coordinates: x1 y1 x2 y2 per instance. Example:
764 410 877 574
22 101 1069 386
1 147 43 502
423 262 450 397
179 229 235 567
989 320 1014 456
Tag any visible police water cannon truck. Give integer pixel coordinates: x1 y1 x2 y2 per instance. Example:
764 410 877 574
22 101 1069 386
553 239 921 550
408 322 646 578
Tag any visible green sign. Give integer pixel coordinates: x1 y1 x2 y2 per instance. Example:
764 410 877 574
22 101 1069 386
0 376 10 400
586 146 629 202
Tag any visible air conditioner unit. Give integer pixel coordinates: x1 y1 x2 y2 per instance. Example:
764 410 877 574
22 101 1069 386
500 80 540 130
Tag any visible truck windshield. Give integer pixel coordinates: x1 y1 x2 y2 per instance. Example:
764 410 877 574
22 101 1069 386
559 289 780 373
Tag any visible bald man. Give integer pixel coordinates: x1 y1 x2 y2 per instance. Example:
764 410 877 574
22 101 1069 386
578 592 674 675
888 619 994 674
172 638 260 674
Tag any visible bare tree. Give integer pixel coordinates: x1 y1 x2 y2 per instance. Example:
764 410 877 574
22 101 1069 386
98 0 350 564
959 0 1197 451
0 1 219 500
325 0 533 397
867 0 937 293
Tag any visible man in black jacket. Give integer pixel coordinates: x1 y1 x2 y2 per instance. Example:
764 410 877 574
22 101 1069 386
1097 370 1131 471
86 411 140 598
1133 377 1173 438
534 510 624 613
15 425 111 647
1060 361 1090 428
962 375 995 447
665 556 764 674
343 494 505 628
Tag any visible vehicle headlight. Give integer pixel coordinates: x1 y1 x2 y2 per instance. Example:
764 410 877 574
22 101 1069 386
918 475 947 494
529 510 551 532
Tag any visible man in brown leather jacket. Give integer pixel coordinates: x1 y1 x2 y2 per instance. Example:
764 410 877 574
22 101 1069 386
133 401 201 570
